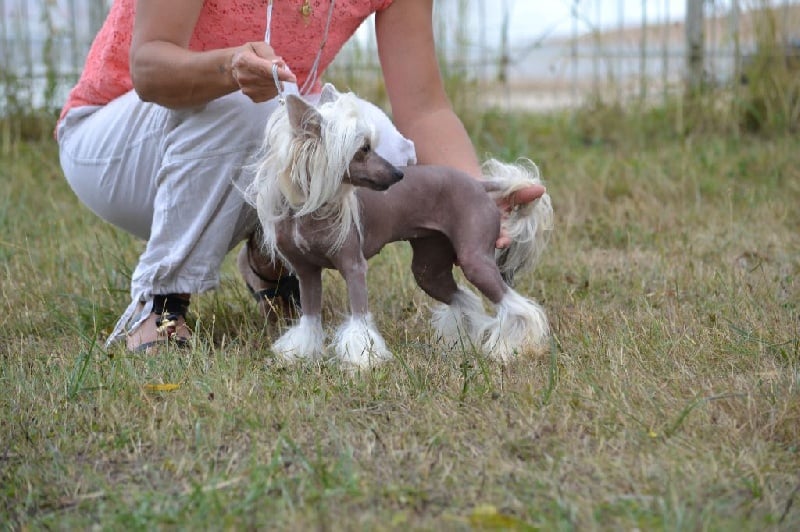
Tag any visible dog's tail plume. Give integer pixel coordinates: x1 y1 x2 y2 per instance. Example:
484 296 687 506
481 158 554 285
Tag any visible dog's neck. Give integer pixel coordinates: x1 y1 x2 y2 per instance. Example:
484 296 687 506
286 182 363 255
287 183 353 212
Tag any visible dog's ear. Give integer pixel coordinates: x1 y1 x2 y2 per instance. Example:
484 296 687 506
286 94 322 138
318 83 340 105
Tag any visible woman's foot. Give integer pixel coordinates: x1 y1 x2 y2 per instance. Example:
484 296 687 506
126 312 192 353
125 294 192 354
237 231 300 322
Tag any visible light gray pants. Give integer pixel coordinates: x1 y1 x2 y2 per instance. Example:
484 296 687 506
57 88 416 344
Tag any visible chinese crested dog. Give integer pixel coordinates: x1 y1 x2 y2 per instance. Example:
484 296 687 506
248 86 553 367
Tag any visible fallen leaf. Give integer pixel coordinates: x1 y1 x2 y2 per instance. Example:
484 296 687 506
143 383 181 392
469 504 535 530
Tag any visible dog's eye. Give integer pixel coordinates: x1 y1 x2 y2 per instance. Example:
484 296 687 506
360 143 371 153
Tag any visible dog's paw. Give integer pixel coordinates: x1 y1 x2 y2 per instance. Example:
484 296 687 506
334 314 392 368
484 290 549 362
271 315 325 362
432 286 494 351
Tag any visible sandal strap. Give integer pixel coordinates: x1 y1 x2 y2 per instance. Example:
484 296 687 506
152 294 190 317
155 313 183 335
245 235 301 308
151 294 190 341
252 274 301 307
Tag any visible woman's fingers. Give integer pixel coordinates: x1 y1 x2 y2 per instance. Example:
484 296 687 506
494 183 546 248
232 42 297 101
495 230 512 249
500 183 546 212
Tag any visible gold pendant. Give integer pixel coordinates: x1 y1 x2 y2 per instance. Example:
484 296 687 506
300 0 312 19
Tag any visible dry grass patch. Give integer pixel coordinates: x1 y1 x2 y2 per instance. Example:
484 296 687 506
1 122 798 529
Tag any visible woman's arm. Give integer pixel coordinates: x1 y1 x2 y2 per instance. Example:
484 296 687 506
375 0 545 247
374 0 481 176
130 0 296 108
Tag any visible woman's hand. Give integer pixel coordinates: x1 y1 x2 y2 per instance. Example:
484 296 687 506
495 184 547 248
230 42 297 103
131 0 296 108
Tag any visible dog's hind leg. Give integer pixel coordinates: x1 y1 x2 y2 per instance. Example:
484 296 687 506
332 252 391 368
272 265 325 362
410 237 493 350
457 249 549 361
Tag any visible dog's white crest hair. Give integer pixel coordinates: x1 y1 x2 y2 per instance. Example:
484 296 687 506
248 90 377 260
481 158 554 281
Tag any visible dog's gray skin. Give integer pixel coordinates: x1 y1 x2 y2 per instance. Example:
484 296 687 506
274 125 506 324
258 92 551 363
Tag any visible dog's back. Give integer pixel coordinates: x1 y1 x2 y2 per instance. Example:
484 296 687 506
356 165 501 260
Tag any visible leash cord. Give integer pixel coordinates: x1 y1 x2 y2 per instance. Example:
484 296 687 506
265 0 336 99
271 62 284 103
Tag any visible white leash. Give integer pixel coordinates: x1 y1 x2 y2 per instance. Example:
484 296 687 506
271 62 285 104
265 0 275 44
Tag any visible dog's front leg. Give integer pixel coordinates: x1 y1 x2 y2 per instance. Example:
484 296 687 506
271 265 325 362
333 253 391 368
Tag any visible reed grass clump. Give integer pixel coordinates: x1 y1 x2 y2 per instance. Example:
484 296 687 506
738 10 800 134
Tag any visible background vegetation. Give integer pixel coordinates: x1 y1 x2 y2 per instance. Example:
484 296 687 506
1 3 799 530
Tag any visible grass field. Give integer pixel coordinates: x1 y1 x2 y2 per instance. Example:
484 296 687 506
1 103 798 530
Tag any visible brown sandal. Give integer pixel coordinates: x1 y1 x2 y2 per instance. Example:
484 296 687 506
237 232 301 322
126 294 192 353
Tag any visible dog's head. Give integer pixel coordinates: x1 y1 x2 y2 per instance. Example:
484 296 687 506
279 92 403 208
339 137 404 191
254 87 406 257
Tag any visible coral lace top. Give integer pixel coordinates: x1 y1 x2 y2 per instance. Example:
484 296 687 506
59 0 394 122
